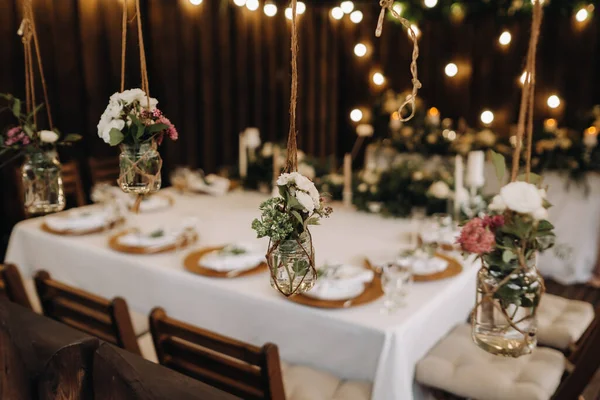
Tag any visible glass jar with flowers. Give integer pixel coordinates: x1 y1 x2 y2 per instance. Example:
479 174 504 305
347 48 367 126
1 94 81 215
97 89 178 194
252 172 332 296
458 153 555 357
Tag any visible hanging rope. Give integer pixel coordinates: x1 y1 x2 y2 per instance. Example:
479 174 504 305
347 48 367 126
18 0 53 129
284 0 299 173
375 0 421 122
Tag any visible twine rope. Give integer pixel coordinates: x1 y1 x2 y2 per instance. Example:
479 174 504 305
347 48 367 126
376 0 421 122
284 0 299 173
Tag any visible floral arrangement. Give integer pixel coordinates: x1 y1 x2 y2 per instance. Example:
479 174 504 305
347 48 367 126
0 94 80 167
252 172 332 241
97 88 178 146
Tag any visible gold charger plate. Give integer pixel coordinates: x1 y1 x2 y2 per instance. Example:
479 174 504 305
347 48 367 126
41 217 124 236
184 246 267 278
364 253 462 282
287 276 384 309
108 229 198 254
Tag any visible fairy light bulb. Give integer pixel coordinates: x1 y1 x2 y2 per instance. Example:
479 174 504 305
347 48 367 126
481 110 494 125
372 72 385 86
233 0 246 7
350 10 363 23
354 43 367 57
499 31 511 46
409 24 421 38
246 0 259 11
340 1 354 14
519 71 530 86
189 0 202 5
331 7 344 20
424 0 437 8
547 95 561 109
445 63 458 77
297 1 306 14
350 109 363 122
575 6 593 22
392 2 403 15
263 2 277 16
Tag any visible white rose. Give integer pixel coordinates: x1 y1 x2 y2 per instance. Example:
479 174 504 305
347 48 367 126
488 194 506 212
261 142 274 157
295 191 315 213
105 101 123 119
500 181 543 214
298 163 316 180
100 119 126 144
428 181 451 199
532 207 548 220
276 172 296 186
356 124 374 137
111 89 158 110
244 128 261 150
39 130 59 143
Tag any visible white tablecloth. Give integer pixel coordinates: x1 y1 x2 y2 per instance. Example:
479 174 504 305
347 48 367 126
6 190 477 400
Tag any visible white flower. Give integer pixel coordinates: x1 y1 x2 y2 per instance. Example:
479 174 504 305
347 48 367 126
295 191 315 213
428 181 451 199
358 183 368 193
39 130 59 143
99 119 125 144
244 128 261 150
488 194 506 212
356 124 374 137
298 163 316 180
538 188 547 199
532 207 548 220
261 142 274 157
110 89 158 110
500 181 543 214
277 172 320 208
105 101 123 119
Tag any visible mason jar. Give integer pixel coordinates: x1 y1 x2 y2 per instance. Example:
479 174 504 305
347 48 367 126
119 140 162 194
21 151 65 215
269 232 316 296
472 254 542 357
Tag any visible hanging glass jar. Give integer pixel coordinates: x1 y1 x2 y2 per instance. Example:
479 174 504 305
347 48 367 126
21 150 65 215
118 140 162 194
269 232 316 296
472 253 543 358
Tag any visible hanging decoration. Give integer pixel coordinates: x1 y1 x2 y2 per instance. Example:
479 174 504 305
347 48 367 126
375 0 421 123
97 0 178 210
252 0 332 297
0 0 81 215
458 0 555 358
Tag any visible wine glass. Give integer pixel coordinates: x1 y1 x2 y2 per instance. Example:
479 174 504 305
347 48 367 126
380 263 413 314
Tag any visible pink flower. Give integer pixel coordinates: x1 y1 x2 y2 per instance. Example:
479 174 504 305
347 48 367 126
157 116 178 141
482 215 505 230
457 217 496 255
152 108 163 118
7 127 21 138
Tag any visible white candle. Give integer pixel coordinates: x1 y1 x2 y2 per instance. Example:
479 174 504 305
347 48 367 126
343 153 353 207
245 127 261 162
239 132 247 178
454 155 464 219
466 150 485 189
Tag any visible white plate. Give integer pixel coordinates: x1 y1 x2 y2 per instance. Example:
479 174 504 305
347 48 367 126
303 283 365 301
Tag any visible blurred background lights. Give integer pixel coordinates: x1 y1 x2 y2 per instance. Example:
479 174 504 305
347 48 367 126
445 63 458 77
340 1 354 14
372 72 385 86
392 2 403 15
481 110 494 125
350 10 363 23
409 24 421 38
263 2 277 16
350 109 363 122
424 0 438 8
297 1 306 14
354 43 367 57
575 7 590 22
547 95 561 109
246 0 259 11
189 0 202 5
233 0 246 7
499 31 512 46
331 7 344 19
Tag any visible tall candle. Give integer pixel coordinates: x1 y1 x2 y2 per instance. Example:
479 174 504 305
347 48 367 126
239 132 247 178
466 150 485 189
454 155 464 219
343 153 353 207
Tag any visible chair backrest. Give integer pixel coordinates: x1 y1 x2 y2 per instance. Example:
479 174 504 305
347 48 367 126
34 270 141 355
89 156 120 186
61 160 86 207
149 307 285 400
553 305 600 400
0 263 33 309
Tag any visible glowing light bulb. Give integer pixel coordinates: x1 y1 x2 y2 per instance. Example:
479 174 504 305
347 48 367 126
547 95 561 109
233 0 246 7
575 7 590 22
444 63 458 77
246 0 259 11
189 0 202 5
392 2 403 15
372 72 385 86
340 1 354 14
350 10 363 23
409 24 421 38
481 110 494 125
499 31 511 46
350 109 363 122
519 71 530 86
263 2 277 16
424 0 437 8
331 7 344 20
297 1 306 14
354 43 367 57
285 7 292 19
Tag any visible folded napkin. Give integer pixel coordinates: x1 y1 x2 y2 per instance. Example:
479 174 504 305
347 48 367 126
420 228 460 246
306 264 374 301
128 195 171 212
201 243 265 272
118 221 197 249
397 254 448 275
186 172 230 196
45 209 111 232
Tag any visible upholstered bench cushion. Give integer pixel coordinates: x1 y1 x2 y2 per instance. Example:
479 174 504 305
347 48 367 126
281 361 372 400
537 294 595 350
416 324 565 400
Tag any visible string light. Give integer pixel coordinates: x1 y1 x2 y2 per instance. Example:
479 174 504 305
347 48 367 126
246 0 259 11
392 2 403 15
340 1 354 14
544 118 557 131
519 71 530 86
189 0 202 5
350 10 363 23
547 94 561 109
409 24 421 38
331 6 344 20
444 63 458 77
233 0 246 7
372 72 385 86
297 1 306 14
575 8 589 22
350 109 363 122
499 31 511 46
263 1 277 16
481 110 494 125
424 0 438 8
354 43 367 57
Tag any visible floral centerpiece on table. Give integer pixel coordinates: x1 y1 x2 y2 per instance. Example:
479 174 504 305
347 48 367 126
458 153 555 357
97 88 178 194
252 172 332 296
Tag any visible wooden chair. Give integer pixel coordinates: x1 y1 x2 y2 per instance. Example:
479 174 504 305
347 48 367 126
149 307 286 400
89 156 120 186
34 270 141 356
61 160 86 207
0 263 33 310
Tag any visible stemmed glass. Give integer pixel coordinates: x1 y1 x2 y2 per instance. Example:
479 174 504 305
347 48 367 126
380 263 413 314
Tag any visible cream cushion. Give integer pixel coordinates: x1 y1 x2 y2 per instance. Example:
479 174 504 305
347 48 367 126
416 324 565 400
281 361 372 400
537 294 595 350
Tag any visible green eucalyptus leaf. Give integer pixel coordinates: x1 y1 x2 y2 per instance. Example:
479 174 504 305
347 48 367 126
305 216 320 226
502 250 516 263
108 128 125 146
537 220 554 232
286 194 303 210
63 134 82 142
23 125 34 138
147 123 168 134
489 150 506 183
12 98 21 117
290 210 304 225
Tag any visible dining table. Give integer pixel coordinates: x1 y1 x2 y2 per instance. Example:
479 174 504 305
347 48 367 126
6 188 478 400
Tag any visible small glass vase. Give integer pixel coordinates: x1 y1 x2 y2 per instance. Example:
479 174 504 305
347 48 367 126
21 150 65 215
269 232 316 296
118 140 162 194
472 254 543 357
